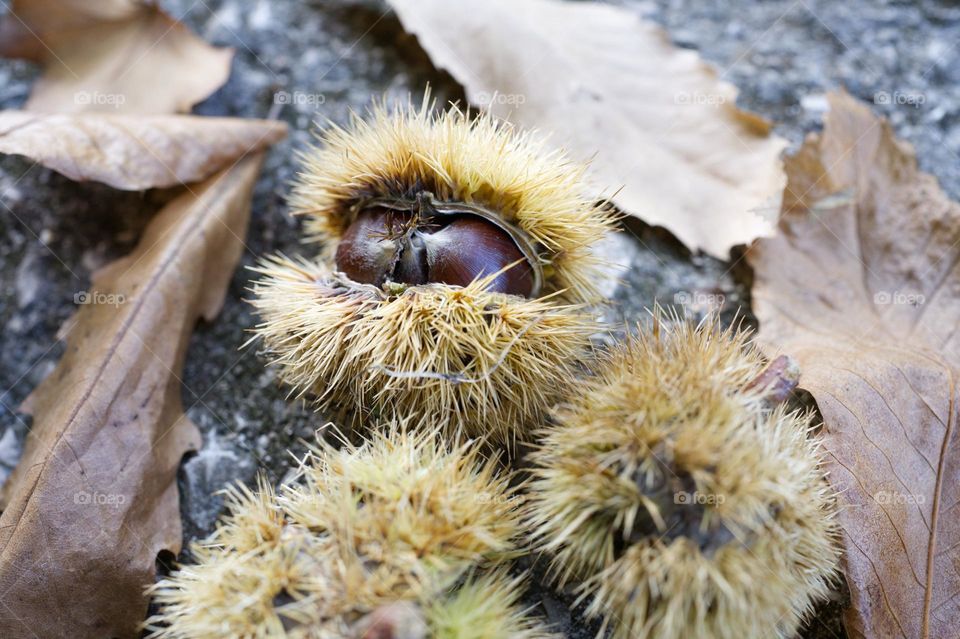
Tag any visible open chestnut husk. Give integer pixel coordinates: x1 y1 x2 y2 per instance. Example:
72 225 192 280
252 97 617 444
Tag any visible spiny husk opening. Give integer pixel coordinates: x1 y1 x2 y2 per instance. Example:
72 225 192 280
345 192 546 298
145 426 550 638
525 317 841 639
289 92 618 303
249 255 597 447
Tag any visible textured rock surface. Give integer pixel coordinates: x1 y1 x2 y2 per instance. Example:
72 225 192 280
1 0 958 636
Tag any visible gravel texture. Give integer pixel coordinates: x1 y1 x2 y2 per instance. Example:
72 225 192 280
2 0 958 636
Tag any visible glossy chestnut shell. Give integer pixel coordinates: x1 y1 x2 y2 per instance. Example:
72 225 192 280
335 196 541 297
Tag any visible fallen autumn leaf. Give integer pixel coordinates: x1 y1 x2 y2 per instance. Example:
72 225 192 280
0 152 264 639
0 110 286 190
0 0 233 115
748 91 960 639
387 0 786 257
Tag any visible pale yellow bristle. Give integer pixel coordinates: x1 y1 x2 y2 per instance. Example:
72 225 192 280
249 256 597 446
525 318 841 639
145 424 530 638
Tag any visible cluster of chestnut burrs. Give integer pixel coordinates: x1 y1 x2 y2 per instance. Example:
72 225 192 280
145 96 840 639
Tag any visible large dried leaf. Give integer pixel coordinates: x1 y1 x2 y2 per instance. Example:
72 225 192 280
0 110 286 190
748 91 960 638
0 153 264 638
0 0 232 114
387 0 786 256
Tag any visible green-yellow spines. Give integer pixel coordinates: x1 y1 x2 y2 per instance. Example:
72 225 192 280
525 319 840 639
426 570 558 639
145 426 544 638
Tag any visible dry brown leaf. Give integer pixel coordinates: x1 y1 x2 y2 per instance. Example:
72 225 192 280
748 91 960 638
0 110 286 190
387 0 786 256
0 153 264 638
0 0 233 114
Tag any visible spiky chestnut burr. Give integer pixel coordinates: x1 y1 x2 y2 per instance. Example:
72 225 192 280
251 95 616 445
524 318 840 639
144 426 551 639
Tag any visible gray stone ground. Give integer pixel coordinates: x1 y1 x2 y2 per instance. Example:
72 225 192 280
2 0 959 636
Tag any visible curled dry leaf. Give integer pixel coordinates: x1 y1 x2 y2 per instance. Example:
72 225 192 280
748 91 960 638
0 0 233 114
387 0 786 257
0 153 264 639
0 110 286 190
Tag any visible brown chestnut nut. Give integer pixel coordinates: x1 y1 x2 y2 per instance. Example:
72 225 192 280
335 203 538 297
334 207 405 287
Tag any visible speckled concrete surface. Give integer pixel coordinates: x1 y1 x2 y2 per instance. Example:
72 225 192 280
2 1 957 636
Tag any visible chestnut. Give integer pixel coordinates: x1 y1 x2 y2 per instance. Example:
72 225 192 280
253 100 617 444
334 196 541 297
